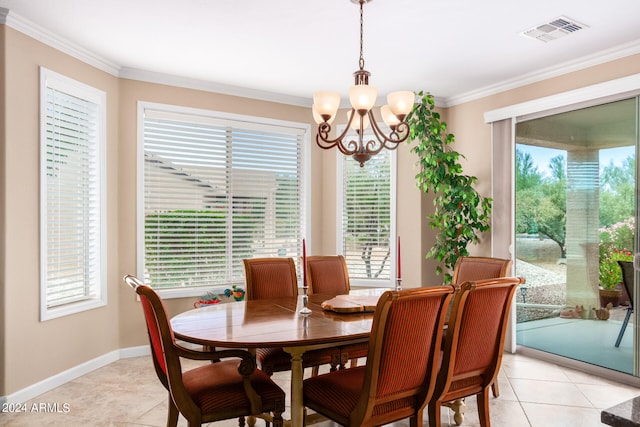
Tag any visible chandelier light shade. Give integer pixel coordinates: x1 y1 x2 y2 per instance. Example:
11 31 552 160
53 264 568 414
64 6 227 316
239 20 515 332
312 0 414 166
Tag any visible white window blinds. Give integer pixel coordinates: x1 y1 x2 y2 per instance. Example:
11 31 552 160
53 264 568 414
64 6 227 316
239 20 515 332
142 107 306 290
340 150 394 283
40 68 106 320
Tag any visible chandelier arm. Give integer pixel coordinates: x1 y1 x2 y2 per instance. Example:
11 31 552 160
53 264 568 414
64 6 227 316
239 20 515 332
367 111 411 149
362 136 386 156
315 111 361 155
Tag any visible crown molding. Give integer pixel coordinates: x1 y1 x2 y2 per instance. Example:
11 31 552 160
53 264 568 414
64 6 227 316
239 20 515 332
119 67 311 107
444 39 640 108
1 8 120 76
484 72 640 123
2 7 639 110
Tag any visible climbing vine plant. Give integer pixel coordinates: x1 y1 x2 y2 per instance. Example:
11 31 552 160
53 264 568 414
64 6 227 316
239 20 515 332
406 91 492 283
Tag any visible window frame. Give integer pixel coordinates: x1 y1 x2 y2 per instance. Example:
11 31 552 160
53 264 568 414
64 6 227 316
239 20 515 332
335 135 398 288
137 101 310 299
39 67 107 321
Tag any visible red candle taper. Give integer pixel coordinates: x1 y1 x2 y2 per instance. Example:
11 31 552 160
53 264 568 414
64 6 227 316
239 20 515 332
397 236 401 279
303 238 307 287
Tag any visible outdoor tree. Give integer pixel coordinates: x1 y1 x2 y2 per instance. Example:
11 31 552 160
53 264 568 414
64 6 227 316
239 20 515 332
600 156 635 226
515 149 566 257
536 157 567 258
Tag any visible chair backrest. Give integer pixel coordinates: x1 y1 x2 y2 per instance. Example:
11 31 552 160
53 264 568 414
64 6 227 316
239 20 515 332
123 275 196 413
349 286 454 426
452 256 512 286
243 258 298 300
618 260 634 307
306 255 350 295
434 276 524 402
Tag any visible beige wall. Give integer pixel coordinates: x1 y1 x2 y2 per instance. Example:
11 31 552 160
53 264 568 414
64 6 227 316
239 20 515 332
2 20 640 397
2 28 120 394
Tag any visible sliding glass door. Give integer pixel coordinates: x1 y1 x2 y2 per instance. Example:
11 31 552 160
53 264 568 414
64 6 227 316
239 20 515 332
515 97 639 374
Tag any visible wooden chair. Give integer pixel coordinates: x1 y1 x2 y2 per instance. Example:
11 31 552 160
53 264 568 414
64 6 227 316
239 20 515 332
243 258 338 376
452 256 513 287
452 255 512 397
306 255 368 369
427 277 524 427
123 274 285 427
303 286 455 427
306 255 352 296
615 260 635 347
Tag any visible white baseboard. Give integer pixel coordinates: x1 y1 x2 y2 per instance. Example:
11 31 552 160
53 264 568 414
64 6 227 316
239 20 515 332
0 346 151 404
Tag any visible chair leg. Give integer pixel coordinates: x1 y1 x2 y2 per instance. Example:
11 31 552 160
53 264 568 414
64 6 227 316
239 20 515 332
410 409 423 427
339 352 349 369
491 381 500 397
615 308 633 347
167 395 179 427
477 390 491 427
427 401 441 427
330 353 341 372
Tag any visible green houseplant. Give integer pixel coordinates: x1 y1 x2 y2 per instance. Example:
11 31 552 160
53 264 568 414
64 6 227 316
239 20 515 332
406 91 492 284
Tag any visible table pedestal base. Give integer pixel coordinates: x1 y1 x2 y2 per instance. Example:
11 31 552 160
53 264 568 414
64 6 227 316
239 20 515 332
443 398 466 425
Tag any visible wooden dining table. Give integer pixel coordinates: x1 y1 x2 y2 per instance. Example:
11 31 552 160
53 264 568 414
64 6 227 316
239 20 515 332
170 289 386 427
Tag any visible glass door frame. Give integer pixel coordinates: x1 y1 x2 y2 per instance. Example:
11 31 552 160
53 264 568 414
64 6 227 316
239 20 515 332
486 73 640 376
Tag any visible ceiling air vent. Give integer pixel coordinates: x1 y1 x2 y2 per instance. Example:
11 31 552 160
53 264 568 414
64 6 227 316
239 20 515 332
521 16 588 42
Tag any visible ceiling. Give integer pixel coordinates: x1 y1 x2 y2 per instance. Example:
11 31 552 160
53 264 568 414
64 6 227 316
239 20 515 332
1 0 640 107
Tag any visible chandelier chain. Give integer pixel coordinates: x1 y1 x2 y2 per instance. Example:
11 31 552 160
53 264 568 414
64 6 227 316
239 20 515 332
358 0 365 71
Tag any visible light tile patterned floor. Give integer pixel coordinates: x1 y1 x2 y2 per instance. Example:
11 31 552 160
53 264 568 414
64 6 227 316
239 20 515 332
1 352 639 426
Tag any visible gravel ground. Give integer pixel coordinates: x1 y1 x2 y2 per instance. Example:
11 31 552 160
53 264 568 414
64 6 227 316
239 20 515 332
514 236 629 322
515 236 570 322
515 259 567 322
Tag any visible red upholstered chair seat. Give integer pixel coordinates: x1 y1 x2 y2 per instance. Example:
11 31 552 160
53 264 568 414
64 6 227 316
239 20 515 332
182 360 284 414
303 366 365 421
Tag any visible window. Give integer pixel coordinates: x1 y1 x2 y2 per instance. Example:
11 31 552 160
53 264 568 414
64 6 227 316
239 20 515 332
337 149 396 286
40 67 107 320
140 104 308 295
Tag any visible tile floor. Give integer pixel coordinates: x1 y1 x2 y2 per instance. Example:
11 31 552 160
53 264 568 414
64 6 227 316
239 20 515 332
1 352 639 426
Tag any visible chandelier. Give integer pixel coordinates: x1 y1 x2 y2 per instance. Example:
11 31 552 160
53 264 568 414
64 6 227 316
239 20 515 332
312 0 414 167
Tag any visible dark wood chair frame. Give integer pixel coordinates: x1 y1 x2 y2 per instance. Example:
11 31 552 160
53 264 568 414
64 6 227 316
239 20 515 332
124 274 285 427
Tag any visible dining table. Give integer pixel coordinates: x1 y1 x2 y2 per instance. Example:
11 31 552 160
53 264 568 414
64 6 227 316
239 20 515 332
170 288 387 427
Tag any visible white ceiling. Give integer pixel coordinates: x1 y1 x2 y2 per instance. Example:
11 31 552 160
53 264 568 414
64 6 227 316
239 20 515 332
1 0 640 106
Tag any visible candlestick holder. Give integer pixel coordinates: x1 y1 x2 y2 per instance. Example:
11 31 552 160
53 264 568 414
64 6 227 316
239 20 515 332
395 278 402 292
299 286 312 314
